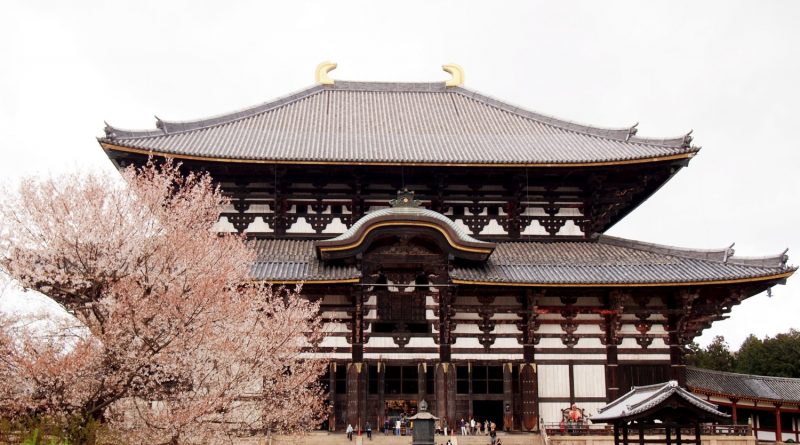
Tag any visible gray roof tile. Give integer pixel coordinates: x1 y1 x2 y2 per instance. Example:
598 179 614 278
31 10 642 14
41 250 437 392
687 367 800 403
102 81 698 165
592 381 728 422
247 236 793 284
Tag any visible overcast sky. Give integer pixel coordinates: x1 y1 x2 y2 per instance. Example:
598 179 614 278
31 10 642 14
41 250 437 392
1 1 798 349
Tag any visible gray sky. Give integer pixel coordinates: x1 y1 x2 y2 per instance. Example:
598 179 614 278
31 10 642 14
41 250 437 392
1 0 798 349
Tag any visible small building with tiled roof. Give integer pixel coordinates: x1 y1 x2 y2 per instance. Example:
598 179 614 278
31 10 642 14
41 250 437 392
100 63 795 435
688 367 800 442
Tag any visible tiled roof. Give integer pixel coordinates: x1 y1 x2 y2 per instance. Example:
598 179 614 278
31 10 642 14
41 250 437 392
247 236 793 284
687 367 800 403
451 236 792 285
101 81 698 165
592 381 728 422
250 239 358 282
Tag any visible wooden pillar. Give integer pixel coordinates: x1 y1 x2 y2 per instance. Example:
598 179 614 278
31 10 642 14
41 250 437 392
666 426 672 445
695 421 701 445
329 362 337 431
623 424 629 445
638 423 645 445
605 291 624 400
503 363 513 431
435 363 456 431
676 422 682 445
418 362 426 403
520 289 540 432
667 291 692 386
352 287 364 362
775 404 783 443
730 399 738 424
377 362 385 432
438 287 454 363
346 362 367 431
614 423 620 445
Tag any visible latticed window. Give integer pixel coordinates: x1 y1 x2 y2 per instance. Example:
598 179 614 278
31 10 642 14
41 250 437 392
472 365 504 394
384 365 418 394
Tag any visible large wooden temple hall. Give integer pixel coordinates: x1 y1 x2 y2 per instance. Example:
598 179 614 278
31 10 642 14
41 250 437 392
98 63 795 434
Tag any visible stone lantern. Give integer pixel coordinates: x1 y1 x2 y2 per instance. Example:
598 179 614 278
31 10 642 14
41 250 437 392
408 399 438 445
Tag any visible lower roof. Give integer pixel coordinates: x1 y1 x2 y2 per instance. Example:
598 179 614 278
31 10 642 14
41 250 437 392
687 367 800 404
249 236 793 286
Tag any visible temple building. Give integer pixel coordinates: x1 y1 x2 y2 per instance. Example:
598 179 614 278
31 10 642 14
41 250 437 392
98 63 795 433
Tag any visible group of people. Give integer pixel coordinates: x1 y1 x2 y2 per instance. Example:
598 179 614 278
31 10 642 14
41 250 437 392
436 417 496 436
344 421 373 441
381 415 412 436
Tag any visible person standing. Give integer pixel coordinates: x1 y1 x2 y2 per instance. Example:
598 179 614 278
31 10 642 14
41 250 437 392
460 418 467 435
395 418 401 436
365 421 372 440
384 418 390 436
346 423 354 441
470 417 476 435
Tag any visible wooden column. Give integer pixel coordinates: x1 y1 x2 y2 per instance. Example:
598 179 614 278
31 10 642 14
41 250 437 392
346 362 367 431
775 404 783 443
377 362 385 432
605 291 624 400
438 287 454 362
329 363 337 431
520 289 540 432
435 363 456 431
352 287 364 362
418 362 426 403
667 291 694 386
730 398 738 424
695 421 701 445
503 363 513 431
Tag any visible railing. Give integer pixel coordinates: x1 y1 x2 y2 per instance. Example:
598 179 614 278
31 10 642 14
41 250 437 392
542 423 752 437
543 422 611 436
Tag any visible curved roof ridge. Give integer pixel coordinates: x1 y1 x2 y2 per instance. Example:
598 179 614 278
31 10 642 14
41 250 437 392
688 366 800 383
600 235 792 268
451 87 695 149
599 235 733 262
725 248 791 268
103 83 326 140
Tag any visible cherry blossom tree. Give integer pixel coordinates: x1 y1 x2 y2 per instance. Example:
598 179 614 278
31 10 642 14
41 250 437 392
0 160 327 444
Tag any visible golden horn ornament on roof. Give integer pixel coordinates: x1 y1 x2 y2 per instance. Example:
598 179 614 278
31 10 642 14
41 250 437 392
442 63 465 87
315 61 337 85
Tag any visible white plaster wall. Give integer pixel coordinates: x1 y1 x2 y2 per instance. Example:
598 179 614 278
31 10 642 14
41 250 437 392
556 220 583 236
245 217 273 232
618 354 670 361
453 337 483 348
535 354 607 361
322 217 348 233
492 337 522 348
573 365 606 397
212 216 237 233
286 217 315 233
320 336 349 348
538 365 570 398
521 220 549 235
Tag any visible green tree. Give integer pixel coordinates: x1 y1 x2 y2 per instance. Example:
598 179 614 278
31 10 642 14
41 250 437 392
686 335 735 372
736 330 800 377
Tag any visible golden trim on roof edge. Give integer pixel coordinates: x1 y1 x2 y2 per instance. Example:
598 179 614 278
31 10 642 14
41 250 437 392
101 142 695 168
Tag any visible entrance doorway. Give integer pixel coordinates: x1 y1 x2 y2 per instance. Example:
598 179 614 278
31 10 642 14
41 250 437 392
472 400 504 428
